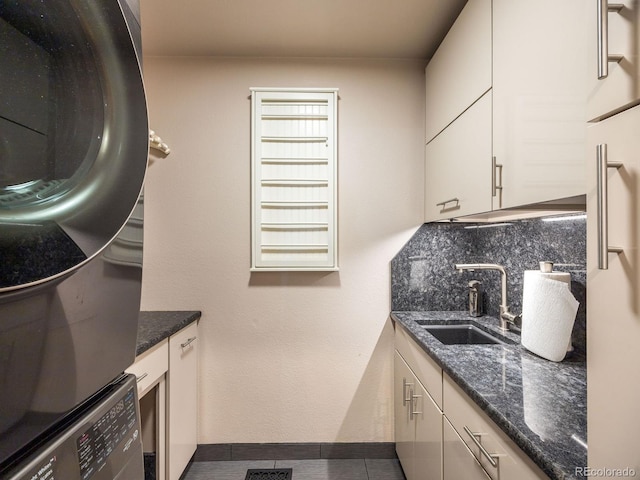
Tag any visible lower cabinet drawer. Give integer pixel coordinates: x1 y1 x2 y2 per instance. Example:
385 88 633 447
443 374 548 480
443 417 491 480
126 339 169 397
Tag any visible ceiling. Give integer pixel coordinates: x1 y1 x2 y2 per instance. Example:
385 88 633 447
139 0 467 59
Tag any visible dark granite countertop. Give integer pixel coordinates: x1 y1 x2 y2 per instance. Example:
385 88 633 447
136 310 201 355
391 311 586 480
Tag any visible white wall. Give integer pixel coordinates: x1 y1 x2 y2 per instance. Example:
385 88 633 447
140 56 425 443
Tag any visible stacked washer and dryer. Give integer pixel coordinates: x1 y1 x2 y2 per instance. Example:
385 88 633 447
0 0 149 478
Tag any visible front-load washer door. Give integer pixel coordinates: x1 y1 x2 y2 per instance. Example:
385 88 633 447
0 0 148 292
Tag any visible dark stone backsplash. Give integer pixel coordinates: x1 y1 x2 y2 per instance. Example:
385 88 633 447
391 214 587 353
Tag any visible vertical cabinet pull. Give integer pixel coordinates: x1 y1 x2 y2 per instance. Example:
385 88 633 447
408 388 422 420
402 378 413 406
492 156 503 198
597 0 624 79
596 144 623 269
463 426 500 468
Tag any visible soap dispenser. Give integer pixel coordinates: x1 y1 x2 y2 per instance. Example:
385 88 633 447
468 280 483 317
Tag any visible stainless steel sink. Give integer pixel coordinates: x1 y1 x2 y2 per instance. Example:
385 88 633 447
422 324 509 345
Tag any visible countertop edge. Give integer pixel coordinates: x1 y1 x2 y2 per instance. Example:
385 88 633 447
136 310 202 356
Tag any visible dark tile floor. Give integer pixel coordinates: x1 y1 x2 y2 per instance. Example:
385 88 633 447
180 458 407 480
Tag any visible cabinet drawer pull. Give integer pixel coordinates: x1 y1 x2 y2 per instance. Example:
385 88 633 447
402 378 413 406
409 389 422 420
463 426 499 468
136 372 148 383
436 197 460 213
181 336 197 348
596 144 623 269
597 0 624 79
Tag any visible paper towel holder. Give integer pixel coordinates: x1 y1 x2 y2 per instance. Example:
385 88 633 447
539 261 553 273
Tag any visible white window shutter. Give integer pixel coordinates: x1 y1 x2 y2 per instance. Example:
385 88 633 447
250 88 339 271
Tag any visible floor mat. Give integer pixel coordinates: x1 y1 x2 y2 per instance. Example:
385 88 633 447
244 468 293 480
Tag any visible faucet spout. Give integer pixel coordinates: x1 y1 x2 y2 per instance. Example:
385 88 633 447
454 263 520 332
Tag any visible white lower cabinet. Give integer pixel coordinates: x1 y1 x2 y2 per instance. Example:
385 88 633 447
395 324 547 480
126 340 169 480
395 351 443 480
414 379 443 480
443 418 490 480
127 321 198 480
395 351 415 478
443 374 547 480
167 321 198 480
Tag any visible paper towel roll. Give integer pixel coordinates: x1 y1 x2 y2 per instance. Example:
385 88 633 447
521 269 579 362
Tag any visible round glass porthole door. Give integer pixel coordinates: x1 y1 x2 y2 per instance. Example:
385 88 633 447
0 0 148 291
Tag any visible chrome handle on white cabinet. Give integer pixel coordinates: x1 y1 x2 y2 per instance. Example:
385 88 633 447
436 198 460 213
491 156 503 198
597 0 624 79
136 372 148 383
181 336 197 348
408 388 422 420
463 426 499 468
596 144 623 269
402 378 413 406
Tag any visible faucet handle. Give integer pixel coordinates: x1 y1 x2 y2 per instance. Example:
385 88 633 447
500 310 521 329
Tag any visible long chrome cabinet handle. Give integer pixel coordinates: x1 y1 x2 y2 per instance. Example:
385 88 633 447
402 378 413 406
436 197 460 213
596 144 623 270
492 156 503 198
463 426 499 468
136 372 148 383
409 388 422 420
597 0 625 79
181 336 197 348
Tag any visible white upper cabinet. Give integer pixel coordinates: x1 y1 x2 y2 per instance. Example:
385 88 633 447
492 0 587 210
424 0 588 222
587 0 640 121
425 92 492 222
424 0 492 144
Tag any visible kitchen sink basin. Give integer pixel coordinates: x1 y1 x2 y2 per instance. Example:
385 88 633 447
422 324 508 345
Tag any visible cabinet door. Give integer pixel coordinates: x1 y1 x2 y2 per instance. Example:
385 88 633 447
413 380 443 480
443 375 547 480
425 91 492 222
492 0 587 209
168 322 198 480
425 0 491 143
587 105 640 471
395 351 416 480
395 324 443 409
587 0 640 121
443 418 490 480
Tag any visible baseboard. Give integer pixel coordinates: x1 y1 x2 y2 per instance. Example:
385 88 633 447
193 442 397 462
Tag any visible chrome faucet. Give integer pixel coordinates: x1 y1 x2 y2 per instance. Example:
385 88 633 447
454 263 520 332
